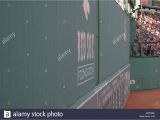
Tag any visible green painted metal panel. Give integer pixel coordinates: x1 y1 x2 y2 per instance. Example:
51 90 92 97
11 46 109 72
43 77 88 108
130 58 160 91
0 0 130 109
0 1 98 108
130 18 136 43
99 1 130 83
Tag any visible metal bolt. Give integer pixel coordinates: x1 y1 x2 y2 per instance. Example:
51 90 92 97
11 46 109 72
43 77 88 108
100 20 103 24
62 20 67 24
7 101 11 105
7 3 11 8
44 101 48 106
7 69 11 73
44 36 48 40
26 52 30 57
44 3 48 8
63 84 66 89
44 69 48 73
155 69 158 73
25 20 29 24
100 52 103 57
25 85 29 89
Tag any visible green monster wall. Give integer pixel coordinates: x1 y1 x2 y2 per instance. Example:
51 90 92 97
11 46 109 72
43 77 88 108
99 1 130 83
0 0 130 109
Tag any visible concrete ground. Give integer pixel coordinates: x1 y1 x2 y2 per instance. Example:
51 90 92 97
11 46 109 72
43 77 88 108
125 89 160 109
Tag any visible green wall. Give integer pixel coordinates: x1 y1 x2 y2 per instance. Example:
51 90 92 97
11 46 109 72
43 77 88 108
0 1 99 108
0 0 130 108
131 58 160 91
99 1 130 83
130 18 136 43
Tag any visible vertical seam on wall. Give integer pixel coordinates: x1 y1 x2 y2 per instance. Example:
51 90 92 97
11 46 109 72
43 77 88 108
97 0 100 86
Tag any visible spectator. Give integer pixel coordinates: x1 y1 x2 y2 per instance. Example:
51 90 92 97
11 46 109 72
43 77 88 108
132 11 160 57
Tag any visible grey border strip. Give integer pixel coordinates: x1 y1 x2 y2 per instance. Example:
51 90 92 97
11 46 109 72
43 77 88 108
77 64 130 109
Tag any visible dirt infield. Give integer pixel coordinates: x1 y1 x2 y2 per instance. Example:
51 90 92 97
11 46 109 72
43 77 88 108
125 89 160 109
